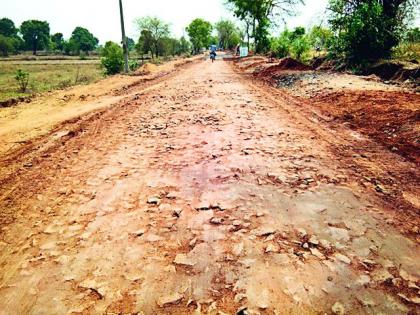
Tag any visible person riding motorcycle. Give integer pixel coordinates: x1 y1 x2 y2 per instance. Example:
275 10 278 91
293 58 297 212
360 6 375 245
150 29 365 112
210 45 217 62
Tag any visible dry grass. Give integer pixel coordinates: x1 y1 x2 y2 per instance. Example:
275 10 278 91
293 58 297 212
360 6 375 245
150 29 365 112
0 60 103 102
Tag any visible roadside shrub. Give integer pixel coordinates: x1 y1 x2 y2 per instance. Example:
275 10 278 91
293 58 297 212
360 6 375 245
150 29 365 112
328 0 416 67
0 34 14 56
15 69 29 92
270 31 291 58
291 36 311 61
129 59 139 71
100 41 124 75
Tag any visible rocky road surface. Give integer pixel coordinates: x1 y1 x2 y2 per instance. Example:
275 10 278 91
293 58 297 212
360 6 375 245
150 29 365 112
0 57 419 315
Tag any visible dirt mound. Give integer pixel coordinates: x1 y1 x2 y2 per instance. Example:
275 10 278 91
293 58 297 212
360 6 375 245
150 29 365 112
313 90 420 164
135 63 159 75
368 61 419 82
256 57 312 78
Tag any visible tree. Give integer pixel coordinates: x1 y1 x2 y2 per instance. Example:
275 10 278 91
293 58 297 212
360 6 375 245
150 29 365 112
226 0 304 53
136 29 154 59
134 16 170 58
0 18 18 37
215 19 241 49
20 20 50 55
308 26 333 51
51 33 64 51
0 34 14 56
186 18 213 54
328 0 417 66
101 41 124 75
69 27 99 54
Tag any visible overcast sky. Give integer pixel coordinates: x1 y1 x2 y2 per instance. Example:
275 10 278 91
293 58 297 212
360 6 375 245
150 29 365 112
1 0 341 43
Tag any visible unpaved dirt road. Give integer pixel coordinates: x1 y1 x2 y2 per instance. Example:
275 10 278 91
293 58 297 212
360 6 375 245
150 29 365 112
0 57 419 315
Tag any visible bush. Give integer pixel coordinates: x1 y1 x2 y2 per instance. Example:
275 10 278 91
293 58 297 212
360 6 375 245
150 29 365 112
100 41 124 75
15 69 30 92
290 36 311 61
270 31 291 58
129 59 139 71
0 34 14 56
328 0 415 67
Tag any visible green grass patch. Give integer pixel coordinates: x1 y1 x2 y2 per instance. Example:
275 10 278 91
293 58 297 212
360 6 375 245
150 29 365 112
0 61 103 102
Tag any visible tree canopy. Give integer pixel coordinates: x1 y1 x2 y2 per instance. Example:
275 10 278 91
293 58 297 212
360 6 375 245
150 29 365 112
215 19 241 49
134 16 170 58
69 27 99 54
186 18 213 54
0 18 18 37
20 20 50 55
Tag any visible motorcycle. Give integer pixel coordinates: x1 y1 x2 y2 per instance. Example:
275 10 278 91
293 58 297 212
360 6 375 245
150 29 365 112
210 52 216 63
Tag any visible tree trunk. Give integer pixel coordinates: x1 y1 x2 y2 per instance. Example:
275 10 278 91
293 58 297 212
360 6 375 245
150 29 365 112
33 39 38 55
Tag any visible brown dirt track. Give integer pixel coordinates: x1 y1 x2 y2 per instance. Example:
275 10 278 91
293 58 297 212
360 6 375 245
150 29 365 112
0 55 419 314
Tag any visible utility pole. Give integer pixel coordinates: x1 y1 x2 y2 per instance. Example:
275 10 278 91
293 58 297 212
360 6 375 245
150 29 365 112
119 0 129 73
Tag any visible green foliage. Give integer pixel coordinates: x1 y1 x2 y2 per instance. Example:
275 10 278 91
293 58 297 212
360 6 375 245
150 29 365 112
215 19 241 49
51 33 64 51
0 18 18 37
0 34 14 56
129 59 139 71
308 26 333 51
328 0 416 67
134 16 170 58
291 35 311 60
15 69 29 92
69 27 99 54
186 18 213 54
405 27 420 43
226 0 303 53
20 20 50 55
270 27 310 61
100 41 124 75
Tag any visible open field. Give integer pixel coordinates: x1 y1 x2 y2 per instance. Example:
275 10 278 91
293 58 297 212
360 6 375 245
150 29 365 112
0 59 102 102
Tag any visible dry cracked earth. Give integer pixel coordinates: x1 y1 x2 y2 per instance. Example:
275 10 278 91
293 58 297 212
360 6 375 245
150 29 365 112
0 56 419 315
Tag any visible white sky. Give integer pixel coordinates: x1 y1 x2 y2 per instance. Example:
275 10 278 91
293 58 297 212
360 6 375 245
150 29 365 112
1 0 340 43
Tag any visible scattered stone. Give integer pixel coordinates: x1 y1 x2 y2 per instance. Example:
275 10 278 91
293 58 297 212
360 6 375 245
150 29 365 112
166 192 178 199
232 220 243 227
309 235 319 246
174 254 196 266
131 229 146 237
210 217 223 225
265 244 278 253
158 292 183 307
302 243 309 249
310 248 325 260
356 275 371 286
253 227 276 237
331 302 345 315
146 234 164 242
319 239 332 250
233 242 244 256
196 201 211 211
256 212 265 217
189 238 198 248
147 196 161 206
372 269 394 282
334 253 351 264
234 293 247 303
297 228 307 238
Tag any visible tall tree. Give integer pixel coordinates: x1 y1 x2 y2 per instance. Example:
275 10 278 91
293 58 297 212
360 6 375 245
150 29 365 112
0 18 18 37
20 20 50 55
69 27 99 54
215 19 241 49
51 32 64 51
134 16 170 58
186 18 213 54
226 0 304 53
328 0 416 65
